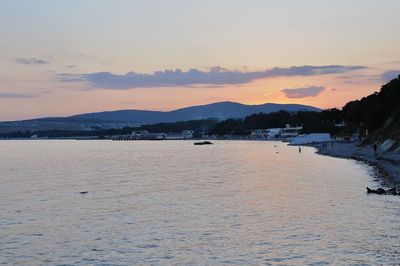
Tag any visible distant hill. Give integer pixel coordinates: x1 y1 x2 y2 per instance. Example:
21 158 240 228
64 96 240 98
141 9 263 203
0 101 320 133
72 101 320 123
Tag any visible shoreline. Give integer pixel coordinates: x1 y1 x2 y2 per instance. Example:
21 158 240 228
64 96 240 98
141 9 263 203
1 138 399 187
305 142 400 188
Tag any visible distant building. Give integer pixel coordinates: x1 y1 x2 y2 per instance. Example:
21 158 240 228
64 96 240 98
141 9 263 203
113 129 194 140
182 130 194 139
266 128 282 138
280 124 303 138
131 130 149 139
128 130 165 140
250 129 269 139
164 130 194 140
250 125 303 140
165 133 182 140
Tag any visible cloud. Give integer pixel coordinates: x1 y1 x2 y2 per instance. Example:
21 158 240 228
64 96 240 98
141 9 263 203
336 74 367 80
58 65 365 89
0 92 38 98
336 73 383 84
381 70 399 82
281 86 325 99
15 57 50 65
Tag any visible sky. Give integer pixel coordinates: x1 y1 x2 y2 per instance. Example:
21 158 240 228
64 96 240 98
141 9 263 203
0 0 400 121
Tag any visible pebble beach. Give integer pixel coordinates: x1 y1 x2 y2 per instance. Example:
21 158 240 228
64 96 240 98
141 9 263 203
309 142 400 188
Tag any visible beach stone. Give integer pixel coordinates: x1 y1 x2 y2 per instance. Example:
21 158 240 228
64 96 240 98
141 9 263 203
386 188 397 195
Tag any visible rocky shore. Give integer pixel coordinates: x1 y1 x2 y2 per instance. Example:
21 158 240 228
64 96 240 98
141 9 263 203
308 142 400 188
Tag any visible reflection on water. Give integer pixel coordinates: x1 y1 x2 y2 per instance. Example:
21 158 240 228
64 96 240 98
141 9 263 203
1 140 399 264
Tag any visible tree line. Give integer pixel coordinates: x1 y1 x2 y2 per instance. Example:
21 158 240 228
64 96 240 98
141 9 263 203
1 75 399 142
210 75 399 142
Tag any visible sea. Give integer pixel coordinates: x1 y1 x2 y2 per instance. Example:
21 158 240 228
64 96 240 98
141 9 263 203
1 140 400 265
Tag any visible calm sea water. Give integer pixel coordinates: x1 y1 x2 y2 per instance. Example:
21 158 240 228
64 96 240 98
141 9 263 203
1 140 400 265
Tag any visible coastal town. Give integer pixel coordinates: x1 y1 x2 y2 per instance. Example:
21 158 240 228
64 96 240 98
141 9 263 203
2 1 400 264
4 122 364 146
107 124 337 145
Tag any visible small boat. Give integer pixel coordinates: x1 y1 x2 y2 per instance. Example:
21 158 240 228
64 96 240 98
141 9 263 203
194 141 213 145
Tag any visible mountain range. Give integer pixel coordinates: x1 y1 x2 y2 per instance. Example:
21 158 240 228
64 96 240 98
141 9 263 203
0 101 320 133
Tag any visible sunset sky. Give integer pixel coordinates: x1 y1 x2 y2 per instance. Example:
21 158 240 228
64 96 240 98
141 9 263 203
1 0 400 121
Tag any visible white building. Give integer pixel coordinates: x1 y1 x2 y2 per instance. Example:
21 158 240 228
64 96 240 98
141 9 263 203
266 128 282 138
290 133 332 145
250 125 303 140
280 124 303 138
182 130 194 139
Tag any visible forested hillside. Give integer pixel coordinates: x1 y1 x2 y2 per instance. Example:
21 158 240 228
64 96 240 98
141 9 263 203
342 75 400 142
210 75 400 143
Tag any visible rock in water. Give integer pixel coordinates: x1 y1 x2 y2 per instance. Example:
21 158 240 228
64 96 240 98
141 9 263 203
366 187 386 195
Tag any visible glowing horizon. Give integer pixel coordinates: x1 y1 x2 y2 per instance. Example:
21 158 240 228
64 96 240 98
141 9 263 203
1 0 400 121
